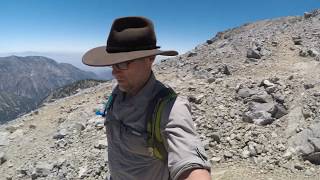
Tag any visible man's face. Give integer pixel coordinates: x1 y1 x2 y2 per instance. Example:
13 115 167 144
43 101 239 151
111 57 154 95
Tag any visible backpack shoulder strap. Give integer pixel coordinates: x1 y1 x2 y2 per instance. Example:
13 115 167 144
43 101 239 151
101 93 117 117
146 86 177 161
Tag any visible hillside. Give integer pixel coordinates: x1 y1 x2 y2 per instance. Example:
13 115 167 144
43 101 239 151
0 56 99 123
0 9 320 179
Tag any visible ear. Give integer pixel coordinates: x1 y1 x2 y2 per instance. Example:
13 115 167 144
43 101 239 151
146 56 155 68
148 56 155 63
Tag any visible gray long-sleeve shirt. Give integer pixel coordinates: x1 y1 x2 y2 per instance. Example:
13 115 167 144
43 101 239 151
105 74 211 180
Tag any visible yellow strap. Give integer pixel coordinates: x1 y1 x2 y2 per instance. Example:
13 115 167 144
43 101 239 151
155 99 168 143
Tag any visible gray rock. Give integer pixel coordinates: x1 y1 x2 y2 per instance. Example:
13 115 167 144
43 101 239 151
17 168 29 178
238 87 257 98
224 151 233 158
94 140 108 149
78 166 88 178
271 41 278 47
0 152 6 165
5 126 18 133
73 123 86 131
208 132 220 143
241 148 250 158
53 129 68 140
308 49 319 57
304 12 312 19
5 175 13 180
53 158 66 168
31 162 53 179
283 147 295 160
273 93 285 104
55 139 68 148
187 51 197 57
292 36 302 45
9 129 24 139
248 143 257 156
308 138 320 151
304 83 314 89
310 123 320 137
251 91 273 103
304 152 320 164
313 92 320 97
206 40 213 44
202 139 210 150
210 157 222 163
243 111 273 125
298 142 315 155
272 104 288 119
247 48 261 59
265 86 277 94
248 102 274 113
222 64 231 75
0 132 9 146
289 127 315 156
207 77 215 84
305 169 314 176
29 124 36 129
285 106 304 138
261 79 275 87
299 49 308 57
294 163 304 170
245 58 259 63
187 95 202 104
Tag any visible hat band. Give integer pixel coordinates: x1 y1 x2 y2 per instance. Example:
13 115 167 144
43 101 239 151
106 45 160 53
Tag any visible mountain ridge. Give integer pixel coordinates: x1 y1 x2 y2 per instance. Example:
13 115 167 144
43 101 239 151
1 9 320 179
0 55 100 123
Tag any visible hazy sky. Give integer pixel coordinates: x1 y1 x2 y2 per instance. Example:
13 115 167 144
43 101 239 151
0 0 319 70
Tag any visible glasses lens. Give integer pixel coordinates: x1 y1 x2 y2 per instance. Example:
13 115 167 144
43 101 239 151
113 62 129 70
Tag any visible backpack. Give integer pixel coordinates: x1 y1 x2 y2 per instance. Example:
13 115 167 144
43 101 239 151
100 86 177 161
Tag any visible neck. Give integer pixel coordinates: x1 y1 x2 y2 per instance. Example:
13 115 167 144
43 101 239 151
127 71 152 96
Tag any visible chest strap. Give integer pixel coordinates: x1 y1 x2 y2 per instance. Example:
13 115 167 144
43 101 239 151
102 86 177 161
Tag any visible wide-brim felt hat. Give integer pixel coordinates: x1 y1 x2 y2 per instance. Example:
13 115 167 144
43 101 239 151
82 16 178 67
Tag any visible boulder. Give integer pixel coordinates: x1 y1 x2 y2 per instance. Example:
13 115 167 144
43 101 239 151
0 152 6 165
307 49 319 57
251 91 273 103
304 12 312 19
247 48 261 59
243 111 273 125
292 36 302 45
304 152 320 165
31 162 53 179
238 87 257 98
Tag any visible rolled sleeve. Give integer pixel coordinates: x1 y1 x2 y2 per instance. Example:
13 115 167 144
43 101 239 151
161 96 211 180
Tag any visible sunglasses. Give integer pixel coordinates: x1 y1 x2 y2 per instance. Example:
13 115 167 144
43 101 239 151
112 61 131 70
112 58 147 70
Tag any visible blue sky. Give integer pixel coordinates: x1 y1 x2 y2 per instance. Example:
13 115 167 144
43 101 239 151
0 0 319 70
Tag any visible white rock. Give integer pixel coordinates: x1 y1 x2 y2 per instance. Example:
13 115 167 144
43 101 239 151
0 132 9 146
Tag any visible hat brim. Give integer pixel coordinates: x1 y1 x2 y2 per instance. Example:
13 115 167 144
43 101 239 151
82 46 178 67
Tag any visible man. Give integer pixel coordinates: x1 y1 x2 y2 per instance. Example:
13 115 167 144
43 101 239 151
83 16 211 180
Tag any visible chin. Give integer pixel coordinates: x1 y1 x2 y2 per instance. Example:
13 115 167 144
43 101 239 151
118 85 128 92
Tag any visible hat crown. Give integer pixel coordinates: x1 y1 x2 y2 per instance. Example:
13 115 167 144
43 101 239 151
106 16 158 53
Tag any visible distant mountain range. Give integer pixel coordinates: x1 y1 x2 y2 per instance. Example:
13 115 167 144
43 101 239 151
0 51 113 80
0 55 103 123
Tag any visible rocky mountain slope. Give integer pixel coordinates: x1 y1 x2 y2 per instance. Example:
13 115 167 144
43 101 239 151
1 9 320 180
0 56 99 123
